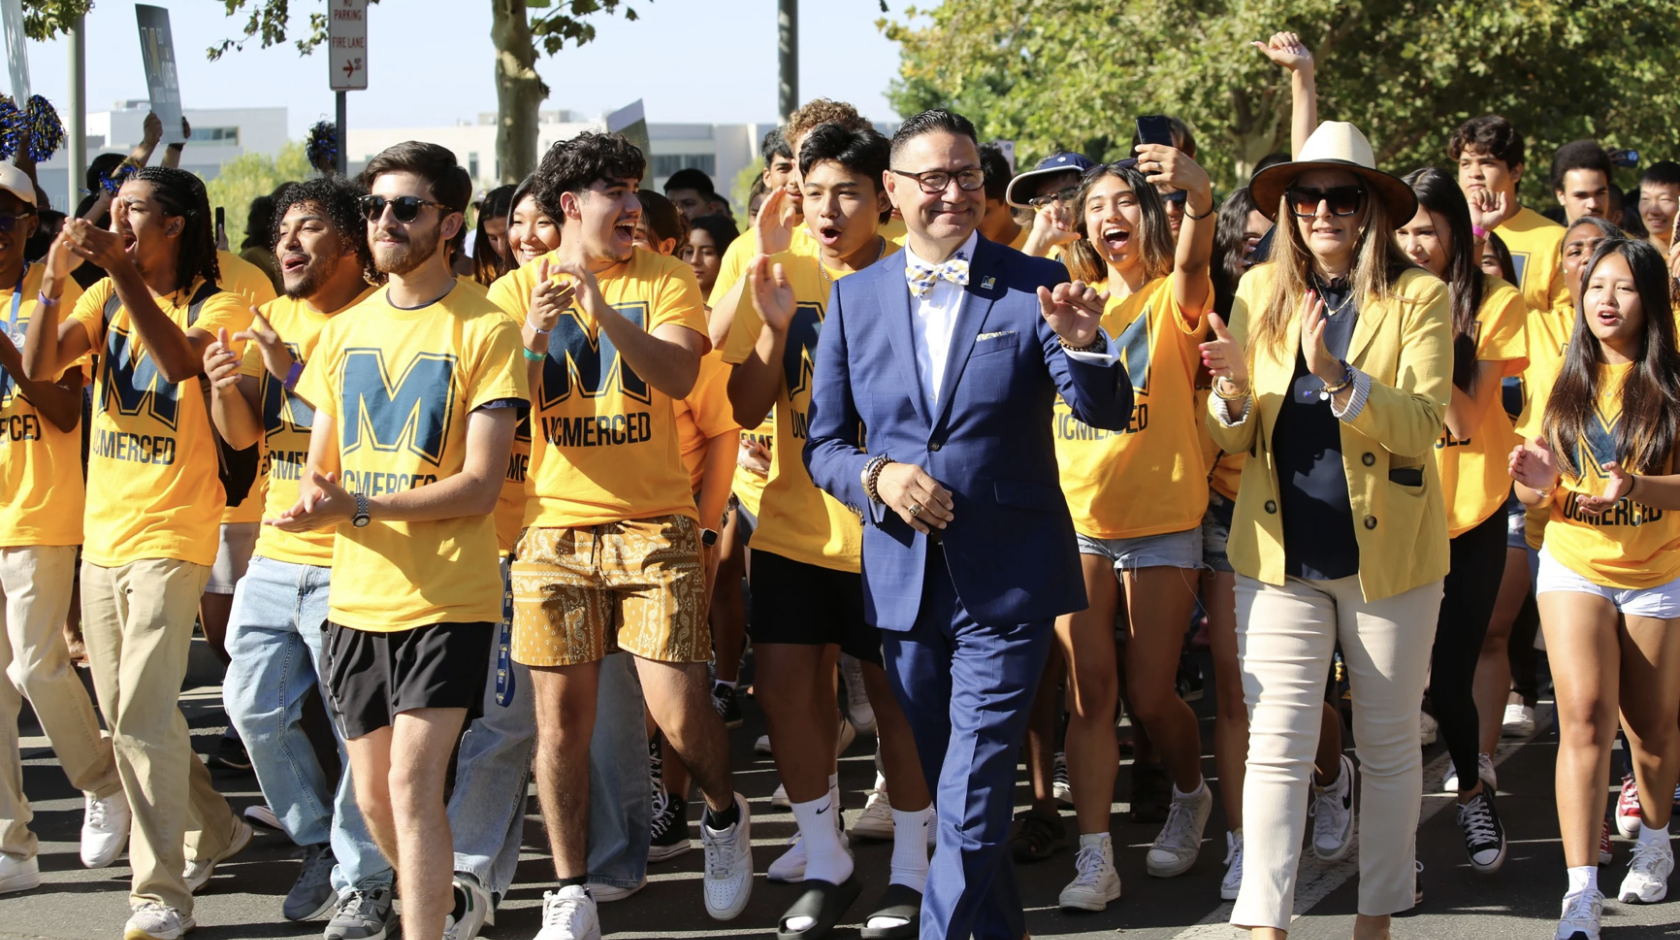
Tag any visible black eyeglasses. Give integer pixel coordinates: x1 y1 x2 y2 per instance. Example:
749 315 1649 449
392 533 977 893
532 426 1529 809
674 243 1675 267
358 195 452 223
890 167 986 195
1286 185 1365 219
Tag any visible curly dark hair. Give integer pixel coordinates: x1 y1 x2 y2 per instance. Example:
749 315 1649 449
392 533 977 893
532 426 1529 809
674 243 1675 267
360 140 472 214
270 174 374 281
531 132 646 224
130 166 220 292
1448 115 1525 170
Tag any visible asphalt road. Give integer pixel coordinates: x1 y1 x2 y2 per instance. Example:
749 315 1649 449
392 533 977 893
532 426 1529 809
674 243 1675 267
4 643 1677 940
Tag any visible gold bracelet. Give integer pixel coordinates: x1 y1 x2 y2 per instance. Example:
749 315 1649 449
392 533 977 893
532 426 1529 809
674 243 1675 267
1212 377 1249 401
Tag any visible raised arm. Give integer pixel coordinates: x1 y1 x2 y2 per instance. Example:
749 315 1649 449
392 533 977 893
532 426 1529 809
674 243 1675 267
0 331 81 432
726 256 792 429
1253 32 1317 158
21 235 92 380
1136 144 1216 321
1038 278 1134 430
60 219 205 383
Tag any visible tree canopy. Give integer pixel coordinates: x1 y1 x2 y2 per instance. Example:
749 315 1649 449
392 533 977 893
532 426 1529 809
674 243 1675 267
884 0 1680 200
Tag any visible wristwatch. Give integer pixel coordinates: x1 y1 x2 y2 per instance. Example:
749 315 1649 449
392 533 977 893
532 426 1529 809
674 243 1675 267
352 492 370 528
700 528 720 547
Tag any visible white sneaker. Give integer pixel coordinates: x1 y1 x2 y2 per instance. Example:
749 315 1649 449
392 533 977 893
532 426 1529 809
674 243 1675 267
853 786 894 841
82 789 131 869
1052 751 1073 806
443 872 493 940
123 901 196 940
1618 840 1675 903
1554 889 1603 940
184 818 253 893
1442 752 1497 793
841 654 877 735
754 735 773 755
1419 711 1439 746
1310 754 1356 862
534 885 601 940
1145 782 1212 877
589 875 647 903
0 853 40 894
771 782 790 809
767 829 851 882
1502 698 1536 738
700 794 754 920
1058 835 1121 911
1220 831 1243 901
927 808 938 849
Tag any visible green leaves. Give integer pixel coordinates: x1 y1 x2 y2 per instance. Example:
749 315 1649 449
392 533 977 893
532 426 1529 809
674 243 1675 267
19 0 94 41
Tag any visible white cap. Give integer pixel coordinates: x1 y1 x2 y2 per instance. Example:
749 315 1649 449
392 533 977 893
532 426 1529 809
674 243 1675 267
0 164 36 208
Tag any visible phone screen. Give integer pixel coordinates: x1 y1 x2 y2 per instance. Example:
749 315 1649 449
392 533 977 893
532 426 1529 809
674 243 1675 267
1135 115 1174 149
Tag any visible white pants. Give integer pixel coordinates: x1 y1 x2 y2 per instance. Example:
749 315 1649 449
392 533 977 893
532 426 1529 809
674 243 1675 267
1231 573 1442 929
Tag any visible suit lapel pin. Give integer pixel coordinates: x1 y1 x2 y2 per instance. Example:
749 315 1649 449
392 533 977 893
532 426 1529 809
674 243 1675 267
981 276 996 290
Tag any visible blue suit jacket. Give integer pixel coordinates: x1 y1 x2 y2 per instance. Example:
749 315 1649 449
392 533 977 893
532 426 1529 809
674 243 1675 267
802 235 1134 631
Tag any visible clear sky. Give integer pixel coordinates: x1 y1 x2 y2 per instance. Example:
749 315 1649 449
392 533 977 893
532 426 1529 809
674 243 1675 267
12 0 909 139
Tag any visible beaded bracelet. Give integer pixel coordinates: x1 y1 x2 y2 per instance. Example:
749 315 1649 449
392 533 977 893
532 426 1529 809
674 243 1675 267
864 454 893 504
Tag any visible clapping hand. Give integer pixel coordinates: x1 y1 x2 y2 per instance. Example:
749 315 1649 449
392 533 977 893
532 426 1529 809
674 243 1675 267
527 257 580 337
203 328 243 395
754 186 799 257
1037 280 1107 347
1300 292 1341 384
1468 188 1515 234
266 470 354 532
748 255 796 332
1574 461 1634 516
1508 438 1560 495
61 218 130 271
233 310 296 382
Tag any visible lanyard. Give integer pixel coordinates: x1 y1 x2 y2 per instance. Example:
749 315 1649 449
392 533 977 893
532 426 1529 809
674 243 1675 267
6 263 27 337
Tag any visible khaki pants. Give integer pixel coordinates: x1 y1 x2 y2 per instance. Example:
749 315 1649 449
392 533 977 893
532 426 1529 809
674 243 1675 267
0 546 122 859
1231 573 1442 930
82 558 238 914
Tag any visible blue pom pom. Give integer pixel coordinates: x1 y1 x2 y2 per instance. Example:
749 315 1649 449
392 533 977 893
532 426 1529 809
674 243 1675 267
25 96 64 163
0 96 20 163
306 120 339 174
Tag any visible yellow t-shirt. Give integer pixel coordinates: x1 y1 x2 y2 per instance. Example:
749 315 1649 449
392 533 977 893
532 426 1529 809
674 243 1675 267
722 251 865 570
486 248 709 528
295 282 528 631
244 288 375 567
475 276 535 556
1494 207 1568 317
1432 276 1528 537
1194 374 1245 502
1515 292 1579 549
215 249 279 524
1054 275 1211 540
1540 362 1680 590
0 266 85 547
674 349 741 492
73 279 253 567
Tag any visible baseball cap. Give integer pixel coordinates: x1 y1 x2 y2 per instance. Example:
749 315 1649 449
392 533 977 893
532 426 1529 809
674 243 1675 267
1005 152 1095 208
0 164 37 209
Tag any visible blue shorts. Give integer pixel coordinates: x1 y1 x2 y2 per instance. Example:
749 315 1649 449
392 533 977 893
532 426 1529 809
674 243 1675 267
1076 525 1204 571
1201 493 1235 573
1504 489 1528 552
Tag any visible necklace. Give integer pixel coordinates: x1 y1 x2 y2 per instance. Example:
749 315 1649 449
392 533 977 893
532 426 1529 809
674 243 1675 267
820 235 886 290
1313 275 1355 317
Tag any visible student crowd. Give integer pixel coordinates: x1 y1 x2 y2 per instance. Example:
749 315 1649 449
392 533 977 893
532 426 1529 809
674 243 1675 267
2 31 1680 940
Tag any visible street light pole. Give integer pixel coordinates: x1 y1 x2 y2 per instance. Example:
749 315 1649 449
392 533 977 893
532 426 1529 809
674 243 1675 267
66 14 85 212
777 0 797 123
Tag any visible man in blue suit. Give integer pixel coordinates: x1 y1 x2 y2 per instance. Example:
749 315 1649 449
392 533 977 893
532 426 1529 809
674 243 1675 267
803 110 1133 940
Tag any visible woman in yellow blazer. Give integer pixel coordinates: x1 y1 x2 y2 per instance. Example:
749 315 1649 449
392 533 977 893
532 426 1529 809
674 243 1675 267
1199 122 1453 940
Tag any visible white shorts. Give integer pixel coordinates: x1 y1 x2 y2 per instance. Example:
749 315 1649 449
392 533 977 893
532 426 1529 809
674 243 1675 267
205 522 261 595
1535 547 1680 619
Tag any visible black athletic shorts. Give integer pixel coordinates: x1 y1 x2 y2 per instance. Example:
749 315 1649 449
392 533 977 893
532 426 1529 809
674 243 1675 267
321 620 492 740
747 549 881 665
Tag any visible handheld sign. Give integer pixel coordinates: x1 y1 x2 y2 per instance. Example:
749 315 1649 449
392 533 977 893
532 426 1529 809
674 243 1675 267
607 99 651 162
135 5 186 144
329 0 369 92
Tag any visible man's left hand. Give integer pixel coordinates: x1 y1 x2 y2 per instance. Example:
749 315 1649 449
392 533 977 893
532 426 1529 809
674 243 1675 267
62 219 130 271
266 471 355 532
1037 280 1108 347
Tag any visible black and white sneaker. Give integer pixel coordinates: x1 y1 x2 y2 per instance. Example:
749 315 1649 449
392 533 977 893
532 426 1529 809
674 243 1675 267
712 683 743 729
649 791 691 862
1175 649 1204 702
1456 789 1508 873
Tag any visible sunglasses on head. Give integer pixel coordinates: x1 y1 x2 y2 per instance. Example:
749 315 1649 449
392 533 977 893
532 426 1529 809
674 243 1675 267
1286 184 1365 219
358 195 452 223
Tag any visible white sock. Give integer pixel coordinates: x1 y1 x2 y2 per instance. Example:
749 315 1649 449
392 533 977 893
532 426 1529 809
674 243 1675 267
1174 780 1207 800
829 772 843 834
889 806 931 891
1638 821 1671 849
714 679 737 690
791 794 852 885
1567 865 1598 896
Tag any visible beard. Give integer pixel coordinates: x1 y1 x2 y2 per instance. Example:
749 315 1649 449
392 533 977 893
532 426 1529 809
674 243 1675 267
281 251 341 300
371 224 441 277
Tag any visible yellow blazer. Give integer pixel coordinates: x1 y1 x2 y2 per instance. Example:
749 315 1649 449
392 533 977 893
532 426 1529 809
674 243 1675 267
1206 262 1453 602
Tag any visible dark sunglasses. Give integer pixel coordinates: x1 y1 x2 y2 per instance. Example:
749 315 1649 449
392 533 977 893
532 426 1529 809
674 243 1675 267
1286 184 1365 219
0 210 36 233
358 195 452 223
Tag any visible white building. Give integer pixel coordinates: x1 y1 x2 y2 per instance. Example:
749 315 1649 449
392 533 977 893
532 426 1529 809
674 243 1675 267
33 101 289 212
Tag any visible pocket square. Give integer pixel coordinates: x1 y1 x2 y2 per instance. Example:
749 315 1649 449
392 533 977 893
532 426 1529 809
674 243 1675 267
977 330 1017 342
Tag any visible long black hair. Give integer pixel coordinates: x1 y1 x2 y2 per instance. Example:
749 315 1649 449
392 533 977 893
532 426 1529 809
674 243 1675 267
1545 238 1680 479
1212 186 1261 318
1402 167 1483 391
1063 162 1173 286
473 183 517 285
131 166 220 293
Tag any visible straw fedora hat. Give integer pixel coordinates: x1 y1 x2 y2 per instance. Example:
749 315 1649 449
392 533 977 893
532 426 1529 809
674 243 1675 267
1250 122 1418 225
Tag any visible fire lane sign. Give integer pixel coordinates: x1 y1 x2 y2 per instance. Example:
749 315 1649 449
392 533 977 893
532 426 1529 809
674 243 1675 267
329 0 368 91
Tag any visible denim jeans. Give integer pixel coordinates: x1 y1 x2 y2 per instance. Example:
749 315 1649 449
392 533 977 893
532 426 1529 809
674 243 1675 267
224 555 392 892
448 558 651 896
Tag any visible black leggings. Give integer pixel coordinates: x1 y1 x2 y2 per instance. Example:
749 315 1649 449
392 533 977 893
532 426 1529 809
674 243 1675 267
1431 508 1508 790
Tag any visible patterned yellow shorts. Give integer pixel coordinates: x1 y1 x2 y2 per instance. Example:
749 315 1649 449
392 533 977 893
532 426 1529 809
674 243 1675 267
510 514 709 667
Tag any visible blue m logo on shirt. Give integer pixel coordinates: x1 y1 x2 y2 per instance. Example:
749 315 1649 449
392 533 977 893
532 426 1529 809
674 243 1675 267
340 348 457 465
1116 310 1153 396
263 342 315 439
100 327 181 429
541 301 652 409
1578 407 1623 483
782 303 823 398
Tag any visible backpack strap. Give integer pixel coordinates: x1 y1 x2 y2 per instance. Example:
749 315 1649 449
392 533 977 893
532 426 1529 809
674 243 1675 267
184 281 222 328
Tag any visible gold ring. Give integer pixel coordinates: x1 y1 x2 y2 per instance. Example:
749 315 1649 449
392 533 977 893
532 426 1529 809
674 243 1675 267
909 503 924 517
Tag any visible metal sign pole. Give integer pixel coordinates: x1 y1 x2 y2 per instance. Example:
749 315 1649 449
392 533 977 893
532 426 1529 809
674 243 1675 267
67 15 85 211
336 90 347 176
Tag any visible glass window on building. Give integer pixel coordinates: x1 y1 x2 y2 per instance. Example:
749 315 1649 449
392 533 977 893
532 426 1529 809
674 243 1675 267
652 154 716 179
189 126 240 145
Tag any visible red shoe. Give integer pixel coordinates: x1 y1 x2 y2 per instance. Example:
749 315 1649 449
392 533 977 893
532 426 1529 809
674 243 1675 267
1617 774 1643 838
1600 818 1614 866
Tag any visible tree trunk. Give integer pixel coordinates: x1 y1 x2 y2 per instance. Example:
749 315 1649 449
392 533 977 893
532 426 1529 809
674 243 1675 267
491 0 547 185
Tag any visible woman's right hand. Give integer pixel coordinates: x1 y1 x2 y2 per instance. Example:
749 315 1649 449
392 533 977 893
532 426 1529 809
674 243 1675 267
1199 313 1249 391
1252 31 1313 75
1508 437 1560 493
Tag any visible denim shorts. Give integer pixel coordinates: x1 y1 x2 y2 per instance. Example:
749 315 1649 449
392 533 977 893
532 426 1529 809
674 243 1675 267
1076 524 1204 571
1504 489 1528 552
1201 493 1235 573
1536 547 1680 619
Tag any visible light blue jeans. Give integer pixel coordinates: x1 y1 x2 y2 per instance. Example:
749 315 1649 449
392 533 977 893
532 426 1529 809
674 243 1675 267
447 558 651 898
224 555 392 892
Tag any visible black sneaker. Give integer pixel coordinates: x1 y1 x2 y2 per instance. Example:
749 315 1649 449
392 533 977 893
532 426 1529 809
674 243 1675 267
209 731 253 772
1176 650 1205 702
1457 789 1508 873
1008 807 1067 863
648 735 664 794
712 683 743 729
648 791 691 862
1130 760 1172 824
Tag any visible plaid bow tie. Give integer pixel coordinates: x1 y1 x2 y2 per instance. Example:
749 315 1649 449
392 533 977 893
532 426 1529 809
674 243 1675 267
906 258 971 297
